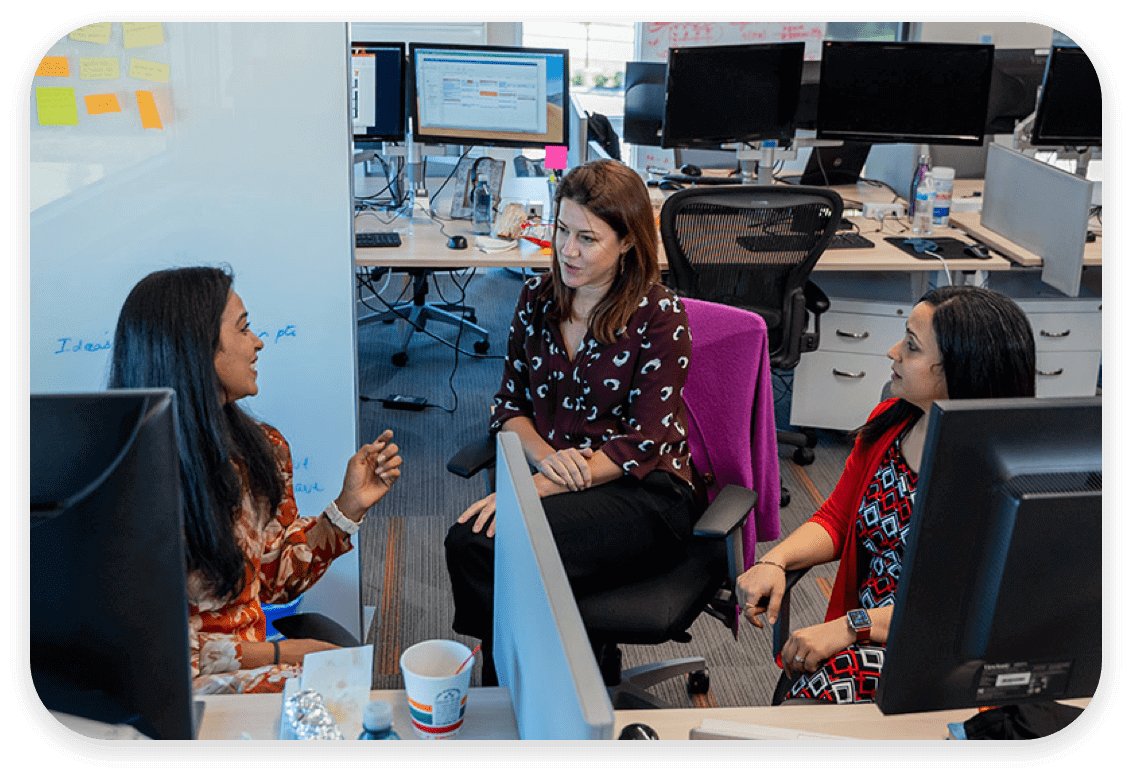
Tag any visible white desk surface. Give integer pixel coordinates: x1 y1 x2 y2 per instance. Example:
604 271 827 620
195 688 1088 741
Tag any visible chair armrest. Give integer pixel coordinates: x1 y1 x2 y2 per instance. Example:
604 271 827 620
770 566 814 658
446 434 496 479
803 280 829 315
692 484 757 539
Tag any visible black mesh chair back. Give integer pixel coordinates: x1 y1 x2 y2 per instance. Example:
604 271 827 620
660 186 843 365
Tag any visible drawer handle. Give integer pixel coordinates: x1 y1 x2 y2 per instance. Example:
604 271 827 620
835 329 870 340
1040 329 1071 338
832 368 867 379
1037 368 1065 377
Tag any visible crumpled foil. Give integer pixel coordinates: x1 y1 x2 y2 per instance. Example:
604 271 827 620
284 688 344 740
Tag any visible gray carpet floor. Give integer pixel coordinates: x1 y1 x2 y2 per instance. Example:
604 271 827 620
354 266 855 708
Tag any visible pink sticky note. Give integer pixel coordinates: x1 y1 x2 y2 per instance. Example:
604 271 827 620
545 145 568 170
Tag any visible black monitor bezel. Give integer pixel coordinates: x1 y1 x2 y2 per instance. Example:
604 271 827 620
351 40 407 144
622 60 667 147
984 47 1048 135
661 41 805 150
1029 45 1102 148
408 42 570 149
815 40 996 147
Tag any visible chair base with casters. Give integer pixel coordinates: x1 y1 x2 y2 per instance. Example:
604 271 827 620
578 484 755 709
358 267 490 366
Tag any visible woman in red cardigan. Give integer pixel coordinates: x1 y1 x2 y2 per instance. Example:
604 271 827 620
737 286 1036 704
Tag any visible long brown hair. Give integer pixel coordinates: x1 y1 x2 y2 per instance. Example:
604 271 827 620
546 159 660 343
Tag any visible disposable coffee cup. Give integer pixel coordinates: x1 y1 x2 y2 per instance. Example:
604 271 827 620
399 640 474 739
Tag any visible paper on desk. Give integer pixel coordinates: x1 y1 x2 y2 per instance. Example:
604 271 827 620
300 644 374 739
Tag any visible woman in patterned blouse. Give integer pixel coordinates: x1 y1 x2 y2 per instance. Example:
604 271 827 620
109 266 402 694
445 159 704 684
736 286 1035 704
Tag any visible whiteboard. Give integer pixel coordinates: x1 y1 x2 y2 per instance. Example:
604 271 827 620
29 22 364 639
637 21 827 61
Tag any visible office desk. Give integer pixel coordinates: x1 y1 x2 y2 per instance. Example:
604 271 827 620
949 211 1103 269
196 688 519 740
354 212 1010 275
195 688 1088 741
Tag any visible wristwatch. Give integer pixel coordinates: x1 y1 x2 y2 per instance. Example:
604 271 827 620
846 608 872 643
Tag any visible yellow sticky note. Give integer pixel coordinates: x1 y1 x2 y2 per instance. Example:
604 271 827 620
135 90 163 129
85 93 121 115
69 23 112 44
80 57 120 80
36 56 69 78
129 58 169 83
123 22 164 49
36 87 79 126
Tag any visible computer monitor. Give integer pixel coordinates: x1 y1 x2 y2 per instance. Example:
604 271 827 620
661 42 805 150
492 431 615 740
566 94 589 170
816 41 995 146
351 41 406 144
1029 46 1102 148
30 389 197 739
793 59 822 131
876 397 1101 715
622 61 666 147
985 48 1048 135
408 43 570 149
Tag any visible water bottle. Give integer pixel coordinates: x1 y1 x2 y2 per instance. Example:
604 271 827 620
358 700 400 740
472 175 493 235
912 169 936 237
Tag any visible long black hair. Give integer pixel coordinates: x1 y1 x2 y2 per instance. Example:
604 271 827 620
108 266 283 600
857 286 1037 447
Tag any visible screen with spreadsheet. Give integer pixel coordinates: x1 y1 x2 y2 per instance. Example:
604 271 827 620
409 43 569 148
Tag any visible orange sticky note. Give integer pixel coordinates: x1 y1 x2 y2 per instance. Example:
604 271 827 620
85 93 121 115
36 56 70 77
135 90 163 129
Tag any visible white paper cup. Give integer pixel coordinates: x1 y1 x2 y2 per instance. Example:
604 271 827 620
399 640 474 739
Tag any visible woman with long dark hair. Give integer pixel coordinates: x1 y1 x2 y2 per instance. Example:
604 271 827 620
444 159 703 683
109 266 401 694
737 285 1036 704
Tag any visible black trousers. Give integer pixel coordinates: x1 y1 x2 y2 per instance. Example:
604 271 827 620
444 470 701 680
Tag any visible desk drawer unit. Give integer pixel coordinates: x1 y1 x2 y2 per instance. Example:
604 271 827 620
791 298 913 432
789 289 1102 431
1015 300 1103 399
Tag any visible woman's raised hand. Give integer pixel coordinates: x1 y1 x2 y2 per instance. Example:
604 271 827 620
335 430 402 522
536 447 594 492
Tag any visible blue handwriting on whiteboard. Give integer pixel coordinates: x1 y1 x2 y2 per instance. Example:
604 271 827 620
55 324 296 357
55 336 112 355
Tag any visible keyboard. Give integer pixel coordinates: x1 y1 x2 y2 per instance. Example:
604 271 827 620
355 231 402 248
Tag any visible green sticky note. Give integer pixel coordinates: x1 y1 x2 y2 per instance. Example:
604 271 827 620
129 57 169 83
122 22 164 49
69 23 112 44
36 87 79 126
80 57 120 80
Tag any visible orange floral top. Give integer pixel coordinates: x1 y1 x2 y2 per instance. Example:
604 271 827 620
188 425 358 695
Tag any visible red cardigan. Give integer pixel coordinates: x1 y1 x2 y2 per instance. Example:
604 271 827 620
809 399 912 624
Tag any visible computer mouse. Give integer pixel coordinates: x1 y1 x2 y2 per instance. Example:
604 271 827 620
618 723 660 740
679 164 702 178
658 180 684 191
447 235 468 250
963 243 991 259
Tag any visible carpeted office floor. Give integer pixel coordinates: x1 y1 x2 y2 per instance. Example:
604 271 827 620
354 266 855 708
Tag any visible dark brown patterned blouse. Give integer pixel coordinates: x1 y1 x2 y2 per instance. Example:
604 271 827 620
490 274 693 485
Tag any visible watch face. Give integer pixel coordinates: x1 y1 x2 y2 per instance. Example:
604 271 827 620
847 609 872 630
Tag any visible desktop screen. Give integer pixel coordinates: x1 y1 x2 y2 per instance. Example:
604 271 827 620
662 42 805 149
816 41 994 146
492 431 615 740
31 390 197 739
351 41 406 143
1029 46 1102 147
876 397 1101 715
985 48 1048 135
622 61 666 147
409 43 569 149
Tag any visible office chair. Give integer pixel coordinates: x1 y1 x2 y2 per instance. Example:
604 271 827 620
357 267 491 367
447 298 781 709
660 185 842 506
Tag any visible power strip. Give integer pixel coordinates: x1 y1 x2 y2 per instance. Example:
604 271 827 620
380 394 429 411
862 202 905 220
